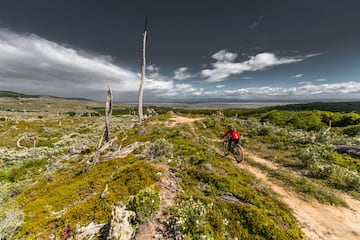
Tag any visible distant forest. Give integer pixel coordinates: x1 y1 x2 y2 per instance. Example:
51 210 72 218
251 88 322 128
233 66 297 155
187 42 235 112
0 91 39 98
272 101 360 113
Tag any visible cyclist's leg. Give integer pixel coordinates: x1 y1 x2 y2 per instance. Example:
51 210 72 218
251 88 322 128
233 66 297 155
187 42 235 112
228 138 233 151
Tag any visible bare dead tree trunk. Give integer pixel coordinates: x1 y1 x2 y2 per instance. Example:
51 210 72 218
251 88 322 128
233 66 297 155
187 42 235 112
138 16 148 122
104 85 113 142
94 86 113 164
323 120 332 135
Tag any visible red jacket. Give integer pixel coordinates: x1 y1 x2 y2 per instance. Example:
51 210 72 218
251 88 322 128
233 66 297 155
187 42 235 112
224 129 240 140
231 131 240 140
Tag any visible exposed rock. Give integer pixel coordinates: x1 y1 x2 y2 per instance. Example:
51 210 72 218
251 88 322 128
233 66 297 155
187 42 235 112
216 195 244 204
76 222 106 240
107 205 136 240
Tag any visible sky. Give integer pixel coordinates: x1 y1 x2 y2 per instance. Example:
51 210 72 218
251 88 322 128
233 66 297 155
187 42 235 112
0 0 359 103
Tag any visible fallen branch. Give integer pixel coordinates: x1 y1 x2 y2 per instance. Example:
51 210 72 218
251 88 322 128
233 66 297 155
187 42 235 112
100 184 108 199
103 141 149 160
93 131 104 164
76 222 107 240
99 137 118 152
0 126 17 137
169 171 184 193
216 195 244 204
16 135 28 149
53 133 80 147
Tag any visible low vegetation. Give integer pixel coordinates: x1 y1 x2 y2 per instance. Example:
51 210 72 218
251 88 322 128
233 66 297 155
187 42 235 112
1 95 359 239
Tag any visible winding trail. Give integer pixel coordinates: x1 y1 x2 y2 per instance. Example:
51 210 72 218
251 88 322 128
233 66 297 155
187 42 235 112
175 116 360 240
141 116 360 239
237 160 360 240
134 164 179 240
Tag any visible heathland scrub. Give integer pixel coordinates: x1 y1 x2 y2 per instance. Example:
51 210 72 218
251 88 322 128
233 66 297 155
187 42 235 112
0 96 359 239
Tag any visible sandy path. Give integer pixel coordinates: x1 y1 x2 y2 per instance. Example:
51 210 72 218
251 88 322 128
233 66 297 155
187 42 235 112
238 151 360 240
145 116 360 239
134 164 179 239
167 116 204 138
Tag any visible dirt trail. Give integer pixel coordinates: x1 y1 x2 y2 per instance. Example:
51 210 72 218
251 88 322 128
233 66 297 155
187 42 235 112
135 116 204 239
197 116 360 240
142 116 360 239
167 115 205 138
134 164 179 239
238 150 360 240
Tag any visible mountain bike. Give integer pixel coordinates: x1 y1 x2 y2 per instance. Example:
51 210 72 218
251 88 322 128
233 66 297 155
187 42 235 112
223 138 244 163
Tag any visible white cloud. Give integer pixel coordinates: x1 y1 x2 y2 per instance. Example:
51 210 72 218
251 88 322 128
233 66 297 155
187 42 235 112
298 81 312 85
0 28 139 99
249 16 264 29
0 29 217 101
315 78 327 82
211 49 237 62
141 66 211 99
145 78 174 90
147 68 171 82
242 76 254 80
146 64 159 72
1 29 352 102
304 53 323 58
223 81 360 97
154 82 215 98
146 79 360 100
201 50 312 82
173 67 195 80
290 74 303 79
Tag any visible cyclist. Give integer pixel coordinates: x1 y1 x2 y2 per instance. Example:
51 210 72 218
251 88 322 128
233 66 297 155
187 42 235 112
223 126 240 152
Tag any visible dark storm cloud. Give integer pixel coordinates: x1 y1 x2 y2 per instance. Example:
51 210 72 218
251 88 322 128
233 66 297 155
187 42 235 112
0 29 139 97
0 0 359 101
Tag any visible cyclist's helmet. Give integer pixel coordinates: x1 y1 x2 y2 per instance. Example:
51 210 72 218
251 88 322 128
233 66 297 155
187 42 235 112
228 126 235 132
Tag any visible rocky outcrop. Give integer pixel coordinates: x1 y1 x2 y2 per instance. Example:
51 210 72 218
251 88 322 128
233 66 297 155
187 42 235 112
107 205 136 240
76 222 106 240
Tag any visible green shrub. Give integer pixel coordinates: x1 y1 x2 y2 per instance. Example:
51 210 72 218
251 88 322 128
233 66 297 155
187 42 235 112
127 185 160 223
168 196 214 239
14 157 159 238
309 163 360 191
298 144 328 167
2 159 47 183
0 204 24 239
141 138 174 161
260 110 326 131
343 125 360 137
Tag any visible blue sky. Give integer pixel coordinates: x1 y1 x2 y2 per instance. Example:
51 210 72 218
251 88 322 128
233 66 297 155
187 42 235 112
0 0 359 102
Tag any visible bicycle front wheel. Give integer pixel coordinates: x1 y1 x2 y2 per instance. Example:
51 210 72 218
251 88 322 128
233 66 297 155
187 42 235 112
233 144 244 163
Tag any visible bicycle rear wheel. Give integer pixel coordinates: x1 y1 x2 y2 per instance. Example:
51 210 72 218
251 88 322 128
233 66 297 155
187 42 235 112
223 140 228 156
233 144 244 163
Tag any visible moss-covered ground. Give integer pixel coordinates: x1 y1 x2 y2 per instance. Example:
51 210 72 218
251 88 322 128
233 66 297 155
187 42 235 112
1 97 359 239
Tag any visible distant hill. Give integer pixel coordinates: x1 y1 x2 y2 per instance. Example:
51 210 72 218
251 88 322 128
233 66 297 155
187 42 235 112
0 90 93 102
0 91 39 98
1 90 359 113
272 101 360 113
